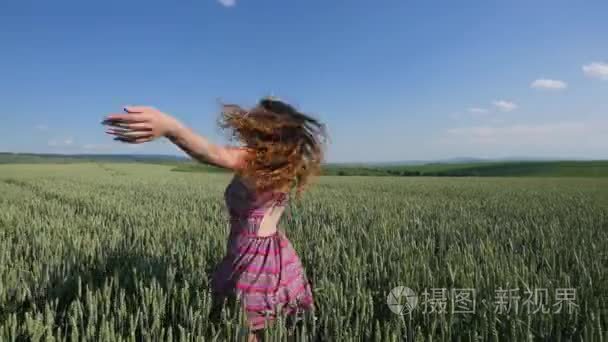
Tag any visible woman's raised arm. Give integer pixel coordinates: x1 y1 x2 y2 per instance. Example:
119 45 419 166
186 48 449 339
104 106 247 170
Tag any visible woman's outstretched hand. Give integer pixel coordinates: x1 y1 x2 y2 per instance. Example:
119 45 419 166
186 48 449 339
103 106 181 144
103 105 246 169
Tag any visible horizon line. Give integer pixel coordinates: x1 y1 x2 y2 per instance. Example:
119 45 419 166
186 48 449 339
1 151 605 164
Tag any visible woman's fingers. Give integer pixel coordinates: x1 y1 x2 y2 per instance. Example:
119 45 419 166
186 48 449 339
113 136 154 144
103 107 160 145
104 113 146 123
125 122 152 130
124 106 154 113
103 122 152 133
105 128 153 139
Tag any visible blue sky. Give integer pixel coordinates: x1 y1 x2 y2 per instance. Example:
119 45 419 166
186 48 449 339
1 0 607 162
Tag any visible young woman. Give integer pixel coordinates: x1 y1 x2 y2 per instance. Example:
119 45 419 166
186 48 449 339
103 98 327 340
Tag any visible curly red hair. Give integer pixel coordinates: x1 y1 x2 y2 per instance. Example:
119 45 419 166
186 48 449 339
219 98 327 196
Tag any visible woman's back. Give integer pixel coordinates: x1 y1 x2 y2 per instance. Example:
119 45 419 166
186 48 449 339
225 176 289 237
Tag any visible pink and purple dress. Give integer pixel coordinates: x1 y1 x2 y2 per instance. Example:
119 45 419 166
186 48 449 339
210 177 314 330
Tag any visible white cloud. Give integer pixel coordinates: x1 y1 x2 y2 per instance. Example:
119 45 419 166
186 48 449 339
493 100 518 112
35 124 48 131
530 79 567 90
582 62 608 80
468 107 488 114
218 0 236 7
455 101 516 120
83 143 113 151
444 120 608 148
48 137 74 147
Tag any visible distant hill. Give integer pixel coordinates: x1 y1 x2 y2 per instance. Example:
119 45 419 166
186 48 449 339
0 152 188 164
323 160 608 177
171 159 608 178
2 153 606 177
344 156 593 167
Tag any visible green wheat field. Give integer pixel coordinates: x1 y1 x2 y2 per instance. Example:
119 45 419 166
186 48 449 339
1 163 606 341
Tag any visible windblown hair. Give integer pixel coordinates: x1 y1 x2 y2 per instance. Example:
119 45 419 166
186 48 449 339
219 97 327 196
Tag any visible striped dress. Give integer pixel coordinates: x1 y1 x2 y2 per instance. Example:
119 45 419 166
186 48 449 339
210 176 314 330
